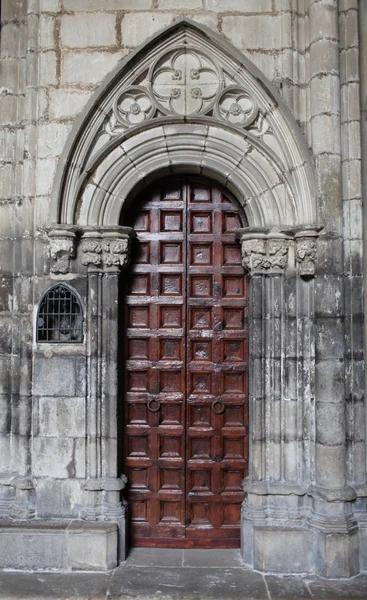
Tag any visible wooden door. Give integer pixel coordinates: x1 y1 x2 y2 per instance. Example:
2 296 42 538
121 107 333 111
123 178 248 548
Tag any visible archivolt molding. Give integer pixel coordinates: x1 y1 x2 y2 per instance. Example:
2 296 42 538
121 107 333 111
51 19 317 230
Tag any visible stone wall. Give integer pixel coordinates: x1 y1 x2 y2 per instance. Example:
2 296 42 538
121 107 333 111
0 0 365 576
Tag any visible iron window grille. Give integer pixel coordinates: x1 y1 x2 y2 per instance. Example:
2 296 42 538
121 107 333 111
37 284 84 343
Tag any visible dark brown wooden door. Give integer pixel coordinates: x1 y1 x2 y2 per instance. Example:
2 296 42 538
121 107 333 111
123 178 248 548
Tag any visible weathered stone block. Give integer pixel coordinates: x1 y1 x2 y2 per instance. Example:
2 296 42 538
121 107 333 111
121 13 174 47
314 530 359 578
159 0 202 7
40 0 60 11
60 14 116 49
39 51 57 86
316 402 345 446
33 357 76 396
39 15 55 50
67 522 118 570
61 51 124 85
32 437 85 479
207 0 271 10
0 523 68 570
253 528 313 573
222 14 291 52
38 123 71 159
315 359 345 403
63 0 151 9
49 88 92 120
36 479 84 518
36 396 86 438
35 157 57 196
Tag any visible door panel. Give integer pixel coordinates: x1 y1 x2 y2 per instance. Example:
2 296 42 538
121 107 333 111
123 178 248 548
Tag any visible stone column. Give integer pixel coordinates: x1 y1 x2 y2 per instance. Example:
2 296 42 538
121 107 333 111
236 226 323 573
78 226 135 562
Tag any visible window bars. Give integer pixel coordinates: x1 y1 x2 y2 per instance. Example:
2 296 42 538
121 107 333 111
37 285 83 343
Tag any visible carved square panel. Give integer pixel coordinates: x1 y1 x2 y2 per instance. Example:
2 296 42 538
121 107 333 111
160 242 182 264
223 504 241 525
222 470 243 492
191 185 211 202
189 503 212 525
160 402 183 426
130 274 150 295
128 306 149 328
130 500 148 522
128 467 149 490
223 340 245 362
223 438 244 458
135 211 149 231
223 372 245 393
159 468 182 491
190 307 211 329
222 212 241 233
160 211 182 232
160 306 182 328
189 437 211 459
191 212 212 233
189 469 211 493
160 339 182 360
161 185 182 200
136 242 150 263
191 340 212 361
159 500 182 523
224 405 245 428
223 244 241 265
191 243 212 265
160 370 182 392
159 435 182 458
126 402 148 425
128 338 149 360
128 371 149 391
128 436 149 458
190 275 212 297
223 308 244 329
191 372 212 394
223 276 244 297
188 404 211 428
160 274 182 296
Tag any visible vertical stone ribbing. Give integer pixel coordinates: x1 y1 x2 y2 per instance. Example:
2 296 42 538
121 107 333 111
310 0 347 494
86 270 103 481
339 0 365 489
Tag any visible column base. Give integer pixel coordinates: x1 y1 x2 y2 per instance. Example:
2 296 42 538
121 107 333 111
241 492 362 577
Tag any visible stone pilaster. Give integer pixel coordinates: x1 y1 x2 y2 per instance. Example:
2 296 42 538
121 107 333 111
78 226 135 563
236 226 323 573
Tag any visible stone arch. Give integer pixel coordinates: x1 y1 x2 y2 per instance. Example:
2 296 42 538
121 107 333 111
51 18 317 230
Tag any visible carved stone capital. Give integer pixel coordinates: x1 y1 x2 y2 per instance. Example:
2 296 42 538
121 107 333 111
48 225 77 274
294 228 321 277
236 229 290 275
79 227 135 272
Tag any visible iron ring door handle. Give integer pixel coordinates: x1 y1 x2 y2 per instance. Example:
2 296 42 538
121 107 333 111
147 397 161 413
211 399 225 415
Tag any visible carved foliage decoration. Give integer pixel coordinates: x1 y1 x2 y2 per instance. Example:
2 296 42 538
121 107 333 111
239 235 290 274
80 231 132 270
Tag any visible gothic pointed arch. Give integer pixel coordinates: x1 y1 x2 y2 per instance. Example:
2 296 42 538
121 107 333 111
51 18 317 229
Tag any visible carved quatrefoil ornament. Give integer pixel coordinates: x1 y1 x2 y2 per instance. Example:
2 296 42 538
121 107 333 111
216 86 258 128
149 47 222 116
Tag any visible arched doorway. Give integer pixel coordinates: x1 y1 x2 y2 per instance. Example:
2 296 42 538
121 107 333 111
121 176 249 548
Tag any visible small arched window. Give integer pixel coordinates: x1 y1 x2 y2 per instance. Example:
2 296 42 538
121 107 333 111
37 284 84 343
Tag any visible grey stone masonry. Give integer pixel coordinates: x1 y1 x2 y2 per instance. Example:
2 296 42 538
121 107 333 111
0 0 365 578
